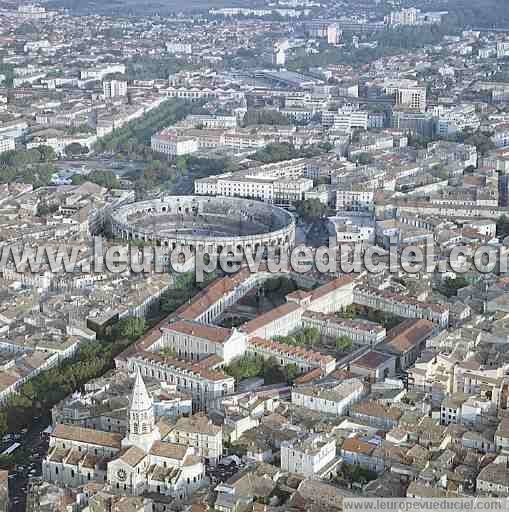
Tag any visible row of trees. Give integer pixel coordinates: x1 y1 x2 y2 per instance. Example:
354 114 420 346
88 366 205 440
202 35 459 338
339 304 401 330
289 23 457 72
252 142 332 164
125 56 195 81
0 275 203 437
274 326 321 348
273 327 353 352
295 198 329 221
94 99 193 156
71 170 121 189
497 215 509 240
440 276 469 298
224 354 300 385
0 146 57 188
243 110 289 127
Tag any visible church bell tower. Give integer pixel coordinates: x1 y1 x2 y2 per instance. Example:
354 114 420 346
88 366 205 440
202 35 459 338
122 367 160 452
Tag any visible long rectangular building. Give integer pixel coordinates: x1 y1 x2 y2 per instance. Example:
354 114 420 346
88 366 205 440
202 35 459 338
353 286 449 328
247 337 336 375
302 310 386 347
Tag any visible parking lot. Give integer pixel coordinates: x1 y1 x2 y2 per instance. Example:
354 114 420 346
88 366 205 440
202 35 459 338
206 457 247 488
2 420 49 511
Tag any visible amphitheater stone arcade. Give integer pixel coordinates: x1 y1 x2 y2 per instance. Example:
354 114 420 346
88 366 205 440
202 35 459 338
109 195 296 256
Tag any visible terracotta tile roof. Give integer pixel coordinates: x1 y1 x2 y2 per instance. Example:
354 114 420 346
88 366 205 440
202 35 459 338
351 350 394 370
351 401 403 422
342 437 375 456
286 290 312 301
382 319 434 354
355 286 448 314
174 268 253 321
119 446 146 467
81 453 100 469
157 419 174 440
51 424 122 449
165 319 233 344
174 413 222 435
241 302 302 334
149 441 188 460
249 337 335 366
311 275 354 301
294 368 324 385
133 350 232 382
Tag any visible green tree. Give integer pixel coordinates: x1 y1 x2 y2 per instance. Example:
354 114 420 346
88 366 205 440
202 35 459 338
243 110 289 127
442 276 469 297
302 326 320 346
336 335 353 352
296 198 328 221
117 317 146 341
497 215 509 239
286 363 300 383
176 156 188 174
0 412 7 437
65 142 88 156
71 170 120 189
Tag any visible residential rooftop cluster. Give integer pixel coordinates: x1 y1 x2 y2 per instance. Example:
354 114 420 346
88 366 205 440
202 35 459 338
1 0 509 511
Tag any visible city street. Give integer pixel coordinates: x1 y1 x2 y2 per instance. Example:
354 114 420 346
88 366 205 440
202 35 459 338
6 418 49 512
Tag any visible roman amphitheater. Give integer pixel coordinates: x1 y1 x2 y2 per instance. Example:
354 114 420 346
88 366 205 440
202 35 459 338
109 195 295 253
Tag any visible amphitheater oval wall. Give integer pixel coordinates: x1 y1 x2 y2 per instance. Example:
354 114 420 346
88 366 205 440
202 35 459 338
109 195 296 254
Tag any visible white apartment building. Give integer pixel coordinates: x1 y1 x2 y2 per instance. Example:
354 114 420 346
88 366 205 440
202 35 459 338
24 40 50 53
166 414 223 465
242 303 304 339
379 80 426 112
185 115 237 129
103 80 128 99
125 353 235 409
160 320 247 364
324 110 368 133
292 379 365 416
285 276 355 316
0 136 15 155
387 7 419 26
492 123 509 148
273 178 314 204
151 130 199 158
495 417 509 453
166 42 192 55
281 435 337 478
434 105 480 137
335 223 375 247
497 42 509 59
477 464 509 496
80 64 126 81
195 160 312 204
327 23 340 45
164 86 245 103
18 4 52 19
396 86 427 112
223 131 266 150
273 46 287 66
336 189 375 211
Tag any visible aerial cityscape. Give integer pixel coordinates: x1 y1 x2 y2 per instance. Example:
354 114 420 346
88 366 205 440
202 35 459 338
1 0 509 510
